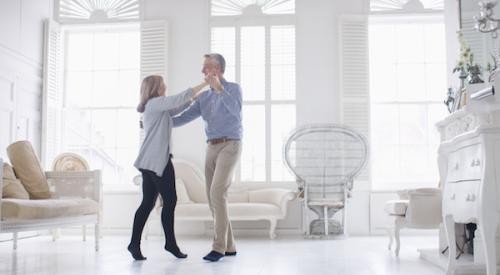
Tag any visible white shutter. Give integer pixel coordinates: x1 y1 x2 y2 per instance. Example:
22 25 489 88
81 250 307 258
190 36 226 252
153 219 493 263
140 20 168 142
141 20 168 80
42 19 63 169
461 16 488 68
339 15 370 181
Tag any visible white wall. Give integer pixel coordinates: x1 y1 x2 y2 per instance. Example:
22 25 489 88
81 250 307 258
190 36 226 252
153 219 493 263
0 0 53 161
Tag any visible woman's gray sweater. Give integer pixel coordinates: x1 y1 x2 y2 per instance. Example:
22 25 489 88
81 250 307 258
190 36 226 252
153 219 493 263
134 89 194 176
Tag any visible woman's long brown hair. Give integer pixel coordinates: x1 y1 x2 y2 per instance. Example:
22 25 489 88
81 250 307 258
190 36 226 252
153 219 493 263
137 75 163 113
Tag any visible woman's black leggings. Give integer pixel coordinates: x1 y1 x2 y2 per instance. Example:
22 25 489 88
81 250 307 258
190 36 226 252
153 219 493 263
130 158 178 248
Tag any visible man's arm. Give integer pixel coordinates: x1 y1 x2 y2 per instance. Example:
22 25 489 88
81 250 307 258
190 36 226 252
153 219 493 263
172 99 202 127
168 101 192 117
147 89 194 113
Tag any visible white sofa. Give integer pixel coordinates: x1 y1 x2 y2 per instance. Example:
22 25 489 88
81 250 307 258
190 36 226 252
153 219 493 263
153 159 296 239
0 145 102 251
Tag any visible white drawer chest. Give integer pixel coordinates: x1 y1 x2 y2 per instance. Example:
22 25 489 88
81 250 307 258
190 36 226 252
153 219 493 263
436 106 500 275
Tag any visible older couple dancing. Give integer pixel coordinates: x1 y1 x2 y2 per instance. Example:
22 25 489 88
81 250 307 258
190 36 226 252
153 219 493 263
129 53 242 262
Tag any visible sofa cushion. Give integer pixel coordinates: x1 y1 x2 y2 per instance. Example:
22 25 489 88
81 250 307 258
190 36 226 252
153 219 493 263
3 163 17 180
228 191 249 203
384 200 409 216
1 198 99 220
2 179 30 200
175 203 282 219
7 141 51 199
176 178 192 204
2 163 30 199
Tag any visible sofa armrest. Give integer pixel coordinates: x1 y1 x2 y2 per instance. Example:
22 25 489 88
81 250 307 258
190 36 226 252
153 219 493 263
248 188 296 214
45 170 102 203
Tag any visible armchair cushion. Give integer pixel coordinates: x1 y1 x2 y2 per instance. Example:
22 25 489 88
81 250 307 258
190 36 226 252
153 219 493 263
7 141 51 199
2 164 29 199
384 199 409 216
1 198 98 220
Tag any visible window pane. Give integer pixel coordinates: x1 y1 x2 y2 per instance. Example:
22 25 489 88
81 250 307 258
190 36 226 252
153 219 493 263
395 24 424 63
271 105 296 181
66 71 92 107
116 148 139 185
370 104 399 145
399 104 427 145
118 69 140 107
425 64 446 102
369 24 396 64
67 32 93 70
64 27 140 188
424 23 445 64
92 71 119 107
271 26 295 100
119 31 140 69
369 18 446 190
91 109 117 148
64 109 91 147
371 144 400 184
90 146 117 187
241 105 265 181
116 109 140 148
211 27 236 82
370 63 397 102
93 32 119 70
396 63 426 101
241 26 265 101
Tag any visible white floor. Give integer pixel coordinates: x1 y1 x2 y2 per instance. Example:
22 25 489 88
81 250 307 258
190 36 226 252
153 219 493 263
0 235 445 275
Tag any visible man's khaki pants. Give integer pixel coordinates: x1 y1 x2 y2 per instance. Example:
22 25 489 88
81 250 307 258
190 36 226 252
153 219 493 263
205 140 242 254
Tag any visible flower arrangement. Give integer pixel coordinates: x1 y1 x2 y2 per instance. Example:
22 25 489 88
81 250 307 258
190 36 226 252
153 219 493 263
453 31 483 84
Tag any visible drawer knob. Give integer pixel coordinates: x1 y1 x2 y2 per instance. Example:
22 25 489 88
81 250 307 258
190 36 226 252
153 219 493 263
469 194 476 201
450 194 456 200
454 163 459 170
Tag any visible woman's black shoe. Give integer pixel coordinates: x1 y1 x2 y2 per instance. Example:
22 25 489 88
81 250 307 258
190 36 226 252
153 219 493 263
165 245 188 259
127 244 147 261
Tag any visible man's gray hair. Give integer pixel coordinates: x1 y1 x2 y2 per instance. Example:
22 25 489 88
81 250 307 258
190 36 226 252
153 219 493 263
204 53 226 73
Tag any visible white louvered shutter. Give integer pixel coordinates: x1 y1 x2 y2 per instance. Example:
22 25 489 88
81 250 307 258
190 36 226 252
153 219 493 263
339 15 370 181
141 20 168 80
461 15 488 68
140 20 168 142
42 19 63 168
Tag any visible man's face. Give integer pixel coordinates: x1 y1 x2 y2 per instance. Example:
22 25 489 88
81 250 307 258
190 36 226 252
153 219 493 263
202 57 221 77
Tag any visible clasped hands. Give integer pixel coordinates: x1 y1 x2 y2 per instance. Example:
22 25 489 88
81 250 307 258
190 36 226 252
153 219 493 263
204 71 223 94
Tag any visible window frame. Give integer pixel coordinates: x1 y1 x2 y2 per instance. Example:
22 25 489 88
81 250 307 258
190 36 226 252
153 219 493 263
210 14 297 186
61 22 141 192
368 13 447 191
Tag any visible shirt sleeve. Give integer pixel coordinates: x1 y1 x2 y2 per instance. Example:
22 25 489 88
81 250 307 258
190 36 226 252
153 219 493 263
146 88 194 113
168 101 192 117
172 99 202 127
218 83 242 118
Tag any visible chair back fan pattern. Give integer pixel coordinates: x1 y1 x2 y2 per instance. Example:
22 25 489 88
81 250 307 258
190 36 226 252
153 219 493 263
283 124 368 236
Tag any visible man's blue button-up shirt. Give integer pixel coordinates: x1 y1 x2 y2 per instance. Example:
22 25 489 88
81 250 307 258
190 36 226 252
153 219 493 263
172 79 242 141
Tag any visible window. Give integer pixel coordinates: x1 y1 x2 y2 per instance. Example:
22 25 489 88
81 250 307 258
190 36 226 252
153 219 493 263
211 0 295 16
57 0 140 23
368 15 447 190
370 0 443 12
63 24 140 190
210 1 296 183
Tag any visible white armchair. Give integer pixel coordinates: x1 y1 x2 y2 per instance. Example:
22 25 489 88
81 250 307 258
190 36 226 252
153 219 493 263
385 188 442 256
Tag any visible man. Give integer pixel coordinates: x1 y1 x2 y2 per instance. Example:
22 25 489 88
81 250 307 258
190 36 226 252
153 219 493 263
173 53 242 262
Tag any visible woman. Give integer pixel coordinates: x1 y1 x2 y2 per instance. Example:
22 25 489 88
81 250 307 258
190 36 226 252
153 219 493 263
128 75 208 260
